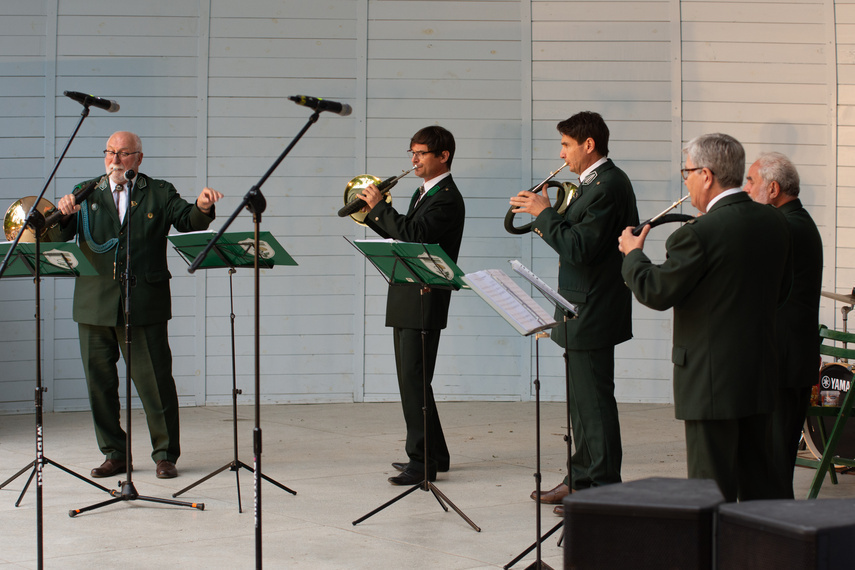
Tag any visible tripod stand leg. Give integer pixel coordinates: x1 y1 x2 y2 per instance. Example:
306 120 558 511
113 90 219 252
3 457 112 507
503 521 563 569
427 484 449 511
70 480 205 517
12 462 37 508
44 457 112 493
172 462 233 497
235 462 243 513
69 496 124 517
352 483 422 526
256 467 297 495
0 460 35 490
428 483 481 532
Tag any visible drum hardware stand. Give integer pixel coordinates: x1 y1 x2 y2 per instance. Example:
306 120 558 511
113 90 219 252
0 103 113 569
171 261 295 510
68 170 205 518
350 243 479 531
185 109 316 569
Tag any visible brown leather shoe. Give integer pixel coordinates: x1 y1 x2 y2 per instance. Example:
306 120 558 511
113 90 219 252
530 482 570 504
90 458 127 478
553 505 564 517
156 460 178 479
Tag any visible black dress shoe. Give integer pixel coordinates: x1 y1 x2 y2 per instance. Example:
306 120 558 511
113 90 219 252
392 461 449 473
156 460 178 479
90 458 127 478
388 468 436 486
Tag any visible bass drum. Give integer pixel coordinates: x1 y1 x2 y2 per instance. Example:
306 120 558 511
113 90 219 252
804 362 855 459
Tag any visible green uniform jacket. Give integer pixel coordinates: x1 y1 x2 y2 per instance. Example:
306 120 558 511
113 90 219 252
365 175 465 330
776 199 823 388
621 192 792 420
46 174 214 327
531 159 639 350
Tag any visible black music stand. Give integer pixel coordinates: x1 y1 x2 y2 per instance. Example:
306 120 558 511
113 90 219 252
0 99 114 568
0 240 111 568
168 230 297 510
461 266 563 568
502 261 577 569
184 106 318 570
0 241 108 503
348 239 480 531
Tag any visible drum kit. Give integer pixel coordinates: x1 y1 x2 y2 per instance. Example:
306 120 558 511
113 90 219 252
803 288 855 460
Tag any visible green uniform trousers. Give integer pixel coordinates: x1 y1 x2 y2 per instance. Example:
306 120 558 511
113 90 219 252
685 413 773 503
768 385 812 499
563 346 623 490
78 321 180 464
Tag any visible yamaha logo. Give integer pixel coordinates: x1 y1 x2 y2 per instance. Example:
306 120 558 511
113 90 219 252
821 372 851 393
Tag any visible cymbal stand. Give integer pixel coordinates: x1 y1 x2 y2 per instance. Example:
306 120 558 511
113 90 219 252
68 173 204 517
0 103 112 569
172 265 295 509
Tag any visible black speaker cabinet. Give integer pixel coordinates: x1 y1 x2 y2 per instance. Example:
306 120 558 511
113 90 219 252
717 499 855 570
563 477 724 570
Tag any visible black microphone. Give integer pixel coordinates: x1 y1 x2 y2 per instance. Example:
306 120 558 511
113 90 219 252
43 177 104 227
289 95 352 116
64 91 120 113
123 169 136 182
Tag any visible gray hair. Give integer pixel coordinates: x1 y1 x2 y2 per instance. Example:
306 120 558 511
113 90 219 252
683 133 745 189
755 151 800 198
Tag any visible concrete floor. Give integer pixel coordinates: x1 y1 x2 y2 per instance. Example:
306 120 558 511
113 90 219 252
1 401 853 569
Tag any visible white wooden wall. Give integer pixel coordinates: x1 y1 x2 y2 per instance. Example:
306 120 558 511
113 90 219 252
0 0 848 414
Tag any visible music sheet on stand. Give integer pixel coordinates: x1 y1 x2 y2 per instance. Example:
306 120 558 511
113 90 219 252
463 269 557 336
510 259 577 317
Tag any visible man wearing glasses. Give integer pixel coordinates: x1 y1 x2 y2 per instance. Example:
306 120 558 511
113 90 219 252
357 126 465 485
618 133 792 502
48 131 223 480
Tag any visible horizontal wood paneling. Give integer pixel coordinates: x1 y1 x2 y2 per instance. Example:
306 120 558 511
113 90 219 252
0 0 847 414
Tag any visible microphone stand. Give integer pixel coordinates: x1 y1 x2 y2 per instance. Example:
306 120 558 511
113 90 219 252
68 172 204 517
0 103 112 569
187 110 320 569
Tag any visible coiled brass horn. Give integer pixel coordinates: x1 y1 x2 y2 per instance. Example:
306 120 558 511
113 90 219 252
339 167 415 226
3 196 56 242
504 163 577 235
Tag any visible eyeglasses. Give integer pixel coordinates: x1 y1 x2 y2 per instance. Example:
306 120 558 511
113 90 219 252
407 150 433 159
103 150 140 159
679 167 713 180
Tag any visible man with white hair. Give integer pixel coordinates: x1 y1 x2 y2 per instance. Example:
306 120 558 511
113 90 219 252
745 151 823 499
48 131 223 480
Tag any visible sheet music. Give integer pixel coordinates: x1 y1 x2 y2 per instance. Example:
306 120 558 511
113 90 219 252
463 269 557 335
510 260 577 316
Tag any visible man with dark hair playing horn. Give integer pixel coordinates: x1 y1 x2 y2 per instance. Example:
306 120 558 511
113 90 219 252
619 133 792 502
745 151 823 499
357 125 465 485
510 111 638 515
